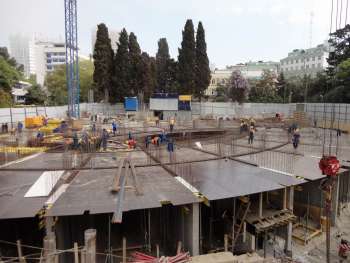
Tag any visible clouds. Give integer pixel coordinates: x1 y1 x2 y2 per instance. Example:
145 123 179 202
0 0 337 68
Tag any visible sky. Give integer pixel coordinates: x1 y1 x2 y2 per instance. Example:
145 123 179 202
0 0 344 68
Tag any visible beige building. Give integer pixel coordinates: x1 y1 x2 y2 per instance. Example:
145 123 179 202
205 61 280 96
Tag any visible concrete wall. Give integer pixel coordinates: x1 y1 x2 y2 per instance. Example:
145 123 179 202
0 103 125 125
192 102 296 119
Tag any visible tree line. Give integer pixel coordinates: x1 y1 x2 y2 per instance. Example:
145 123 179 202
93 19 211 103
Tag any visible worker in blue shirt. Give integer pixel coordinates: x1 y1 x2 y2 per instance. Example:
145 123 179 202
17 122 23 133
101 129 109 151
112 121 117 136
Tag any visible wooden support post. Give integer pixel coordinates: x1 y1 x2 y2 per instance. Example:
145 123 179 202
156 244 159 259
122 237 126 263
263 231 267 258
224 235 228 252
243 222 247 243
17 240 26 263
43 234 57 263
259 192 263 218
74 242 79 263
80 248 86 263
84 229 96 263
177 241 182 255
283 187 287 210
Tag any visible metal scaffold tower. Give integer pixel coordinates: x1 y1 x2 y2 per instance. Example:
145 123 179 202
64 0 80 118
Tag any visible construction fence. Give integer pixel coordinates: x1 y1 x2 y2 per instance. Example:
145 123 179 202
0 102 349 127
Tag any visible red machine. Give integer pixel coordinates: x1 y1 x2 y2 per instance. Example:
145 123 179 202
319 156 340 177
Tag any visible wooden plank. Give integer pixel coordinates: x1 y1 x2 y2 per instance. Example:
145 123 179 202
111 158 125 192
129 159 143 195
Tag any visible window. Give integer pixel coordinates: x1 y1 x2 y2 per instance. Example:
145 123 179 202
59 52 65 56
221 79 226 84
53 58 58 62
312 64 315 68
285 68 288 71
312 57 315 61
306 58 310 62
46 53 51 58
296 59 299 63
318 63 321 68
46 59 51 63
211 79 215 84
47 65 53 70
59 58 65 62
318 56 322 60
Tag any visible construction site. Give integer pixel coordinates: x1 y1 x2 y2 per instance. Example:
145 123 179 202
0 100 349 263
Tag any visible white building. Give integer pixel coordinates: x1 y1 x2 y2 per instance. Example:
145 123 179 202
280 42 329 78
11 81 32 104
91 28 119 53
205 61 280 96
8 35 32 78
9 36 66 85
33 41 66 85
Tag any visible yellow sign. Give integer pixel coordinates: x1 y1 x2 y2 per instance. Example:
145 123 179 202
179 95 191 101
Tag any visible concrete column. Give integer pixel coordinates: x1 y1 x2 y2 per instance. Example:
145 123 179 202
184 203 199 256
84 229 96 263
285 186 294 256
331 177 340 226
250 234 256 251
259 192 263 218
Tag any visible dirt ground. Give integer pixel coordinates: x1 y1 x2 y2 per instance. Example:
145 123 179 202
293 207 350 263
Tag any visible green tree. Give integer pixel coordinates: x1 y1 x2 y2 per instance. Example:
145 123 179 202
227 70 249 104
45 59 93 105
112 28 130 102
155 38 178 93
25 84 47 105
195 21 211 100
93 23 114 101
128 32 143 96
177 19 196 95
249 70 282 103
276 72 287 102
140 52 157 102
45 65 67 105
79 59 94 102
0 89 12 107
214 83 228 102
0 56 20 93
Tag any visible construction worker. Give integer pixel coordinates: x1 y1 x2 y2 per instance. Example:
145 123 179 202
128 131 132 140
91 123 96 133
240 120 245 133
339 239 350 261
169 117 175 132
72 132 79 150
112 121 117 136
248 126 255 144
337 128 342 137
167 138 174 152
292 128 300 149
17 121 23 133
145 136 151 148
101 128 109 151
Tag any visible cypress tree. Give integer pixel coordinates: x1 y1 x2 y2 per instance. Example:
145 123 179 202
177 19 196 95
92 23 114 101
140 52 156 102
195 22 211 100
112 28 130 102
156 38 178 92
128 32 143 96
